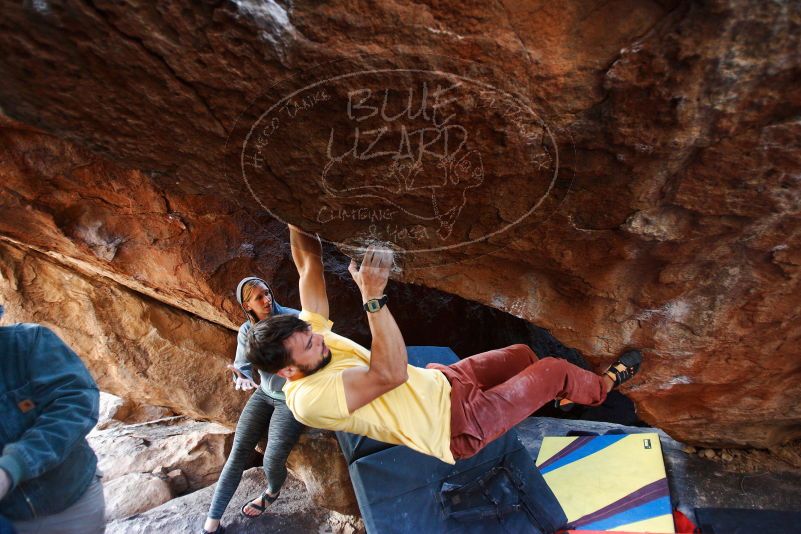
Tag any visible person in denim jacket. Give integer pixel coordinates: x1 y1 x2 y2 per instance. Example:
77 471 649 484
0 305 104 534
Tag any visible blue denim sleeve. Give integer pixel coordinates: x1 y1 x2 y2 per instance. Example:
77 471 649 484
0 326 99 488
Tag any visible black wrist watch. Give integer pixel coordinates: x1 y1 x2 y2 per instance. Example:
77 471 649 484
363 294 388 313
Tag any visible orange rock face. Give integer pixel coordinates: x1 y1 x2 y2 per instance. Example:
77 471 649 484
0 0 800 449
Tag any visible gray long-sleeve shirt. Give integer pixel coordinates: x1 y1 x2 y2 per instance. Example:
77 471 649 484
234 304 299 399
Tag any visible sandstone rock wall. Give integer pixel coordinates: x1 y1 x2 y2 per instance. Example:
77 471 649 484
0 239 247 423
1 0 799 448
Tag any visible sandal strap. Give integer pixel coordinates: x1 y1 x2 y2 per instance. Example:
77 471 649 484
252 490 280 508
244 491 272 513
606 350 642 388
246 501 266 513
241 490 279 519
606 365 634 386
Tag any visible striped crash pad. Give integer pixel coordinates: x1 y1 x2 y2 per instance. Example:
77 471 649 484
535 433 675 533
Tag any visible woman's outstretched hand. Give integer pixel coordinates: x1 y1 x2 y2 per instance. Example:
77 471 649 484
227 364 257 391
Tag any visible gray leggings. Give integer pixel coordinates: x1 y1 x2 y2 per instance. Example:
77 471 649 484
207 388 304 520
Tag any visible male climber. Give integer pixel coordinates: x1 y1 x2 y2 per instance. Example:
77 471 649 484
246 226 642 464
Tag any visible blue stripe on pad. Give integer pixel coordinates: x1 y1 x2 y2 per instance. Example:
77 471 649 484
578 495 672 531
539 434 627 475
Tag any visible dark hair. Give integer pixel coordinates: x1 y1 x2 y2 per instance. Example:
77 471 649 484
246 314 310 373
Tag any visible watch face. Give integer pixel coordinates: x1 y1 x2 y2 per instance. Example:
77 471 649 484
367 300 380 312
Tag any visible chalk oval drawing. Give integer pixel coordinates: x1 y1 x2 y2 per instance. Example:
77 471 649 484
238 67 563 259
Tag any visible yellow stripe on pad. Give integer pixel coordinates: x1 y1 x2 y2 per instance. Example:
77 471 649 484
536 436 579 465
535 433 674 533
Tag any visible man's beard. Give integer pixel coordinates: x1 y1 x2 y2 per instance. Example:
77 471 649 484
297 351 332 376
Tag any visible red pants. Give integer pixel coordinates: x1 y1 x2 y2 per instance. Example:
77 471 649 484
427 344 608 460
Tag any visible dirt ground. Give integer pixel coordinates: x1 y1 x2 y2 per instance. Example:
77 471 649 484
685 440 801 474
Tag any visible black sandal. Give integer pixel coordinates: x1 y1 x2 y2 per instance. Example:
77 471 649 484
201 526 225 534
240 490 279 518
605 349 643 388
552 350 642 411
554 397 575 412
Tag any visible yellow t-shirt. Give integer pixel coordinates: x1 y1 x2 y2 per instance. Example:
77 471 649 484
284 310 455 464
